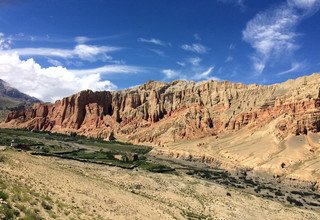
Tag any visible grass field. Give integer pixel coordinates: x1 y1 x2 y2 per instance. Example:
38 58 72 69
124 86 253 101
0 128 174 173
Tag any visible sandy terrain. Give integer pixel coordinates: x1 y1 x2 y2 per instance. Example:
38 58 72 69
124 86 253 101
155 117 320 187
0 149 319 219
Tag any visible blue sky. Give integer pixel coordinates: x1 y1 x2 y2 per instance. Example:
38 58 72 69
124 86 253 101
0 0 319 101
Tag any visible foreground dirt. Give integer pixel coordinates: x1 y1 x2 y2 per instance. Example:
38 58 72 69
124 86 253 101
0 150 319 220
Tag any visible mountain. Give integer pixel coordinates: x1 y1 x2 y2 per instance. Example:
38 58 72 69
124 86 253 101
0 79 40 120
3 73 320 187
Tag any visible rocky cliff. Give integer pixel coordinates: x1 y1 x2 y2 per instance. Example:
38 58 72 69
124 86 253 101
4 74 320 143
3 73 320 185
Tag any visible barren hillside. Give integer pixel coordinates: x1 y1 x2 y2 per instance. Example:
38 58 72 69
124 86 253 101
1 149 319 220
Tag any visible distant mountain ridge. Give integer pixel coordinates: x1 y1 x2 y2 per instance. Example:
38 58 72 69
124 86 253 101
0 79 40 120
0 79 40 104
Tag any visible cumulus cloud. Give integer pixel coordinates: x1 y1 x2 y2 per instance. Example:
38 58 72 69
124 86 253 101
138 38 171 47
2 44 120 62
242 0 320 74
0 53 144 102
181 43 208 54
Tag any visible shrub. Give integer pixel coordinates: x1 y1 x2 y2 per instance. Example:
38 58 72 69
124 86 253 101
24 208 43 220
41 201 52 210
70 132 77 138
286 196 303 206
0 155 5 163
0 204 19 220
0 190 9 201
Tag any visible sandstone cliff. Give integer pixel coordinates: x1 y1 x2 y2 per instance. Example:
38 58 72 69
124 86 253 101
4 74 320 143
3 73 320 185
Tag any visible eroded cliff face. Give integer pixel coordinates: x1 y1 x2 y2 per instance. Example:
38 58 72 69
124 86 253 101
4 74 320 145
4 73 320 185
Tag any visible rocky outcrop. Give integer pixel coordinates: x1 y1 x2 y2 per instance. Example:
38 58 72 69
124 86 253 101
3 74 320 146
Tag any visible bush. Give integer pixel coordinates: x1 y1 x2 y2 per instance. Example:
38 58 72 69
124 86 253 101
24 209 43 220
70 132 77 138
0 155 5 163
0 190 9 201
286 196 303 206
2 206 15 220
0 203 20 220
41 201 52 210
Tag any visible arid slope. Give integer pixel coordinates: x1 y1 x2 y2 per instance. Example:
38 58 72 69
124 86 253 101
0 149 319 220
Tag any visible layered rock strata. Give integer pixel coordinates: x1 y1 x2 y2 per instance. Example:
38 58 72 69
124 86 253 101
4 74 320 145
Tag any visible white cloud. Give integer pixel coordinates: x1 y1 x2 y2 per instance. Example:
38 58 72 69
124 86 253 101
217 0 247 9
7 34 124 44
138 38 171 47
192 67 219 81
74 36 90 44
2 44 120 62
276 61 304 75
188 57 202 66
177 61 186 67
193 33 201 41
225 56 234 63
228 43 235 50
0 53 146 102
181 43 208 54
148 49 165 57
73 44 114 61
243 0 320 74
162 69 180 79
288 0 320 13
47 58 62 66
65 60 83 67
0 33 11 50
70 65 145 75
162 66 219 82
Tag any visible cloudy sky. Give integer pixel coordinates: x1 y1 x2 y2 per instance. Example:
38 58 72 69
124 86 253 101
0 0 319 102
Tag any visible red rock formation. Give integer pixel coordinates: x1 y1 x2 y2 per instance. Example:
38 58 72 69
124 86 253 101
3 74 320 146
